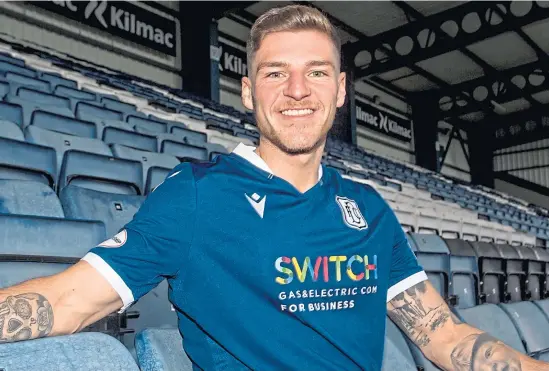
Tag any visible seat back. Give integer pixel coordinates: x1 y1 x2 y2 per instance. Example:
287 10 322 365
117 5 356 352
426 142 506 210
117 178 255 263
101 96 137 113
40 72 77 89
171 126 207 144
0 332 140 371
496 244 528 302
499 301 549 360
456 304 526 353
0 179 64 217
161 140 208 161
17 87 71 110
382 319 418 371
0 137 56 188
54 85 96 101
409 234 450 299
0 101 23 127
59 150 143 195
0 119 24 140
0 62 35 77
31 111 96 138
516 246 544 300
128 115 168 134
76 101 123 122
470 241 505 304
145 167 172 194
135 329 192 371
103 127 157 152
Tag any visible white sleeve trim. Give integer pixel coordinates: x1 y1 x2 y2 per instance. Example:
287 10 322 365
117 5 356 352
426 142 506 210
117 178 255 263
386 271 428 302
82 252 135 313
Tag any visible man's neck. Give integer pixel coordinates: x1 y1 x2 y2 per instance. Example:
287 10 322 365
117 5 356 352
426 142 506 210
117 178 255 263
255 140 324 194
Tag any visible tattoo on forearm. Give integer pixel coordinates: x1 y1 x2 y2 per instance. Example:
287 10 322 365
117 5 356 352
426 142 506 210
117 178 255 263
0 293 54 343
450 332 522 371
387 282 458 348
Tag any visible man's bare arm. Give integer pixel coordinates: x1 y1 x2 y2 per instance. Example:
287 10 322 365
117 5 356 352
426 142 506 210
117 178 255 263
0 260 123 343
387 280 549 370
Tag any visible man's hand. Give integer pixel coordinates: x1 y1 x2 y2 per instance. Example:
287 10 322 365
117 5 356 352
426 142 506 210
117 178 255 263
387 280 549 370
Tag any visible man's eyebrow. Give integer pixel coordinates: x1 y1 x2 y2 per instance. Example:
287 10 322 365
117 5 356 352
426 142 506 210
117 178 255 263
306 60 335 68
255 60 335 73
256 61 289 72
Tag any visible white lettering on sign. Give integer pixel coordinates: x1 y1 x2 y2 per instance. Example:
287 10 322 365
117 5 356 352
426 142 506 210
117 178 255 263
356 105 412 140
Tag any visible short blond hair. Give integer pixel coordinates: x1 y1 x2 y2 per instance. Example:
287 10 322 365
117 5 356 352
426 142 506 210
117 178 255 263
246 5 341 75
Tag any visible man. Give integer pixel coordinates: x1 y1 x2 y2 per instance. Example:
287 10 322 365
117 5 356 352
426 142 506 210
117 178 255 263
0 4 547 371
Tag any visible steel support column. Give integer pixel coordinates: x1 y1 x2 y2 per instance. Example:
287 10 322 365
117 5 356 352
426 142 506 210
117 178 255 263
332 52 357 145
411 93 438 172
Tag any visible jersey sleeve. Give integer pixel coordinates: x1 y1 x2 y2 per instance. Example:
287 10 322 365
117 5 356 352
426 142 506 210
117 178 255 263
386 208 427 302
81 163 197 312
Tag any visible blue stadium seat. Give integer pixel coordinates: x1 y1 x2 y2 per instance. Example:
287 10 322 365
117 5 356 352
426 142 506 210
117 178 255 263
25 126 111 180
31 111 96 138
0 53 25 66
0 179 64 217
111 144 179 188
101 96 137 113
0 101 23 127
103 127 157 152
382 319 418 371
4 71 49 92
499 302 549 361
76 101 123 123
0 61 36 78
0 119 23 140
533 247 549 298
408 234 451 300
17 87 71 110
0 213 105 288
145 167 171 194
59 150 143 195
95 119 134 138
171 126 207 144
160 140 208 162
469 241 505 304
5 95 74 128
128 115 168 134
135 329 192 371
496 244 528 302
0 332 140 371
53 85 96 109
444 238 481 308
0 137 56 188
40 71 78 89
515 246 546 300
0 80 9 98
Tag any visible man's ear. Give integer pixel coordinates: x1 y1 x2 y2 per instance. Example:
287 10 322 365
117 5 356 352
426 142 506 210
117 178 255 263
241 76 254 111
336 72 346 108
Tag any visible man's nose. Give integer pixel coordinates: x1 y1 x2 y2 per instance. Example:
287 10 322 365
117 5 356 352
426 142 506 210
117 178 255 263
283 73 311 101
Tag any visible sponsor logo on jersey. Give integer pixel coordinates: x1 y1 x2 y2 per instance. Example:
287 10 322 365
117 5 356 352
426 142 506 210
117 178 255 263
97 229 127 248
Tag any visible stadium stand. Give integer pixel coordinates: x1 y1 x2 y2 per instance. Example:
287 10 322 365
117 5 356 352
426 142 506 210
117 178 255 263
1 12 549 370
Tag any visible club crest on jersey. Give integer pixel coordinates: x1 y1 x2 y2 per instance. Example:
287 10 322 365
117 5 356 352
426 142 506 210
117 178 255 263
336 196 368 230
98 229 127 248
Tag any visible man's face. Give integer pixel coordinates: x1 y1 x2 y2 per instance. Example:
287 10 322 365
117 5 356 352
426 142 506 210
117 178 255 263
242 30 346 155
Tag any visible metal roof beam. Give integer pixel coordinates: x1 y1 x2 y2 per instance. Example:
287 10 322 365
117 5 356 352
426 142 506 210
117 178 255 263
346 1 549 78
393 1 541 111
492 107 549 149
430 60 549 119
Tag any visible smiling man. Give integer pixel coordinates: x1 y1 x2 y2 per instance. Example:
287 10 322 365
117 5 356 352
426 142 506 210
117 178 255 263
0 4 548 371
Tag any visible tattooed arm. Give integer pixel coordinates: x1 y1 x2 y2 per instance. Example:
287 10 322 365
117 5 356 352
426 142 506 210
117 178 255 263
0 260 123 344
387 280 549 371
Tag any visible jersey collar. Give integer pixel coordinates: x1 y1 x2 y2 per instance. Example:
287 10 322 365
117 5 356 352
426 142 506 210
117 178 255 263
232 142 323 181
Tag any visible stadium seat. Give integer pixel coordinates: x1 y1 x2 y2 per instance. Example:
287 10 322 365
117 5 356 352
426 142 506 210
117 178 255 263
17 87 71 110
30 111 96 138
0 119 23 140
0 137 56 188
135 329 192 371
408 234 451 300
0 80 9 98
5 95 74 128
25 126 111 179
103 127 158 152
533 247 549 298
382 319 418 371
95 119 134 138
0 179 64 217
54 85 96 109
0 101 23 127
469 241 505 304
128 115 168 134
0 213 105 288
171 126 207 144
0 332 140 371
499 302 549 361
0 61 36 77
59 150 143 195
145 167 172 194
4 72 49 92
40 71 78 89
160 140 208 162
456 303 527 354
111 144 179 188
76 101 123 123
495 244 528 302
444 238 481 308
101 96 137 113
0 53 25 67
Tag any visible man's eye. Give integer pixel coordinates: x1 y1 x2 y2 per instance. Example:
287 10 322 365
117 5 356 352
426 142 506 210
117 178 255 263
267 72 283 78
310 71 327 77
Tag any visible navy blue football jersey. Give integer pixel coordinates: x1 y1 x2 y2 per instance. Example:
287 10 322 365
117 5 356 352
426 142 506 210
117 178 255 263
83 143 426 370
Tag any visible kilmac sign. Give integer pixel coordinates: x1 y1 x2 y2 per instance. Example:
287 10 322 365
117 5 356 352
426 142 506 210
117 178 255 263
29 1 177 56
210 41 248 81
355 100 413 143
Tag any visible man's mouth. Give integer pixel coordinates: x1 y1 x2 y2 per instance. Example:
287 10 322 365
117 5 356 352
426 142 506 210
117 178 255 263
280 108 315 117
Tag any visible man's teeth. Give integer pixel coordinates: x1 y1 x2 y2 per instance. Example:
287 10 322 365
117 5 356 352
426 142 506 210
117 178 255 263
281 109 314 116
